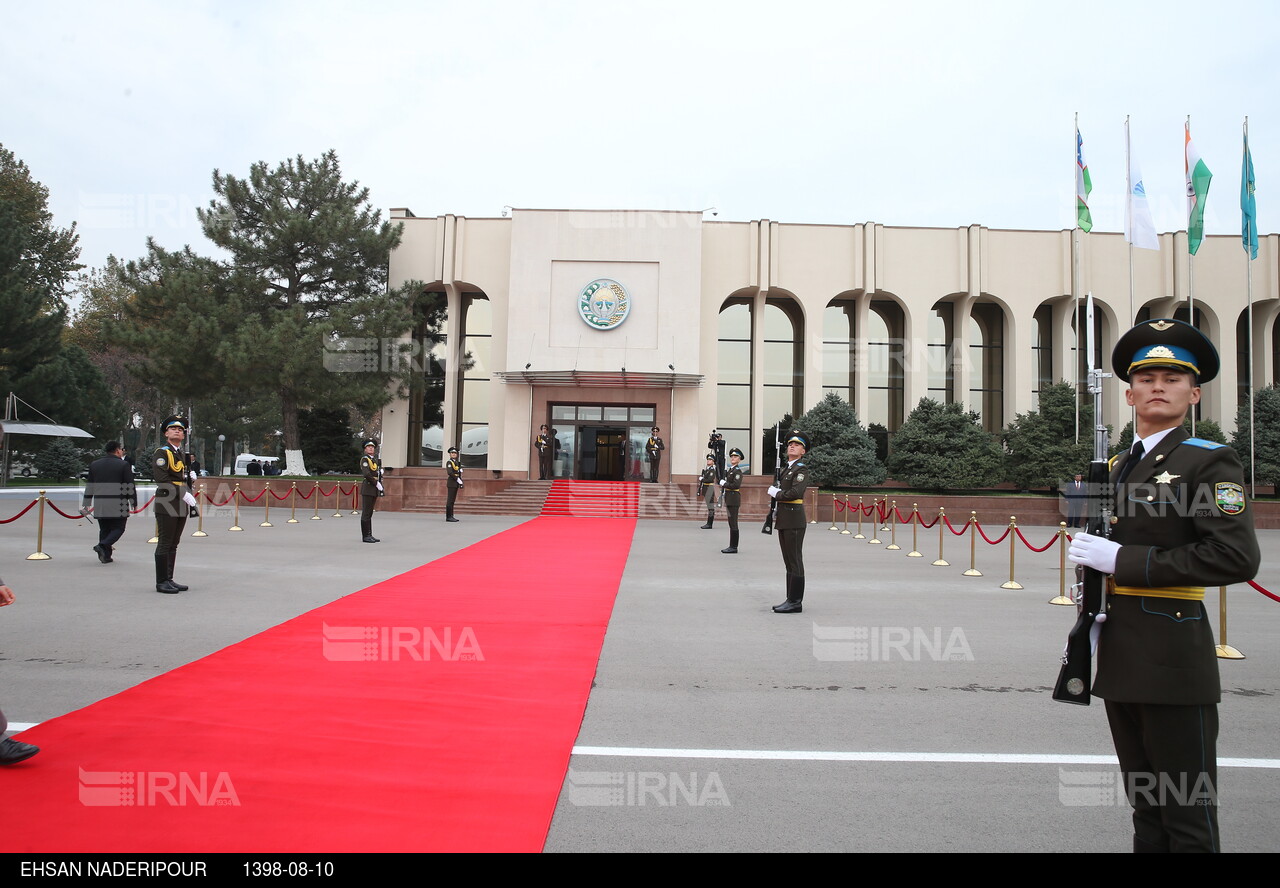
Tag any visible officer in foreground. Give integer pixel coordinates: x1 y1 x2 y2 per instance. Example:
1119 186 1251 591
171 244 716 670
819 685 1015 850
1068 318 1260 853
720 447 745 554
445 446 463 522
152 415 197 594
359 439 383 543
769 431 812 614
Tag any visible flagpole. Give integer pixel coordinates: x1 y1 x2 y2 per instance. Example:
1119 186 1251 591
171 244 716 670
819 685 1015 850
1074 112 1082 444
1245 116 1256 497
1187 115 1197 437
1125 117 1135 328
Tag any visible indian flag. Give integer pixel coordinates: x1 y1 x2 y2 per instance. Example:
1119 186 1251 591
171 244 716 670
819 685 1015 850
1185 122 1213 255
1076 125 1093 232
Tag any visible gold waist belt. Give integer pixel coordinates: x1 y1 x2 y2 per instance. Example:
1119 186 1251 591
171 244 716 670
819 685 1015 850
1107 578 1205 601
781 499 803 504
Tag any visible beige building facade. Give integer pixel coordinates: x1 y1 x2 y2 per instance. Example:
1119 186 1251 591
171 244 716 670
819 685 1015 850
381 207 1279 480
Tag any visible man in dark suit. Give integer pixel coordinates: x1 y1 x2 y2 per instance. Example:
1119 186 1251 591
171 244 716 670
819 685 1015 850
1064 473 1086 528
82 441 137 563
769 431 812 614
1069 318 1260 853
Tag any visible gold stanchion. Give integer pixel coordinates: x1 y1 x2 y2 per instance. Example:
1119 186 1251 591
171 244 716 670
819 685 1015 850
999 516 1023 590
351 483 359 516
840 496 851 534
867 499 882 545
962 511 982 576
311 480 323 520
906 503 922 557
148 516 159 544
879 497 890 531
1215 585 1245 659
229 482 244 532
808 487 817 524
829 494 840 531
25 491 52 560
332 483 345 518
853 496 866 539
885 499 900 550
260 481 273 527
932 507 949 566
1049 524 1073 605
191 483 208 537
287 482 300 523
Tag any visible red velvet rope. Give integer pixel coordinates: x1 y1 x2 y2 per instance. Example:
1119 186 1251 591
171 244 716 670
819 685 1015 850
0 500 36 523
893 506 911 523
130 494 157 513
200 490 235 506
917 512 939 529
1015 526 1059 553
270 487 291 500
317 484 339 497
46 500 85 519
240 488 267 503
834 498 845 512
943 515 969 536
974 520 1009 545
1248 580 1280 603
296 486 316 500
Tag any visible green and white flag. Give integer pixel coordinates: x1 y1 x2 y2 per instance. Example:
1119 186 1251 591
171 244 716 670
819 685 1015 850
1076 125 1093 232
1185 121 1213 255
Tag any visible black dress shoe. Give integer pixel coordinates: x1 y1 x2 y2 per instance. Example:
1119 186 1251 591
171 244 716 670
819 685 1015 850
721 547 738 554
156 581 181 594
94 544 108 563
446 517 460 523
0 738 40 765
700 523 712 529
772 600 803 614
362 536 380 543
169 581 189 591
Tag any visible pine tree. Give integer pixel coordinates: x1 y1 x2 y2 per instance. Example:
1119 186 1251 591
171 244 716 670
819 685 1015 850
793 392 885 486
1001 382 1093 490
1232 385 1280 485
887 398 1002 489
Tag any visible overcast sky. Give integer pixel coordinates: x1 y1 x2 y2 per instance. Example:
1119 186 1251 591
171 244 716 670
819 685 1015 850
4 0 1277 275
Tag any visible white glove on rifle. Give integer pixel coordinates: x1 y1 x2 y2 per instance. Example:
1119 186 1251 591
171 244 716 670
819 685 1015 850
182 492 197 508
767 485 780 498
375 482 383 492
718 479 726 487
1067 531 1121 575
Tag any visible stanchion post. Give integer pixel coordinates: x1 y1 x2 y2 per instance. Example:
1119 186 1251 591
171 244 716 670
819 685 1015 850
829 494 840 531
932 507 949 566
853 496 866 540
288 481 300 523
351 483 359 516
191 483 208 537
962 511 982 576
260 481 273 527
148 515 158 544
999 516 1023 590
1215 585 1245 659
906 503 922 557
311 480 323 520
885 499 900 550
332 484 345 518
840 495 851 534
1049 524 1073 605
25 491 51 560
879 497 890 531
808 487 817 524
229 482 244 532
867 499 882 545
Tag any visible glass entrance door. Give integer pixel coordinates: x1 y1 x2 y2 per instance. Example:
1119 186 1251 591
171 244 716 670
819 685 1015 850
580 426 625 481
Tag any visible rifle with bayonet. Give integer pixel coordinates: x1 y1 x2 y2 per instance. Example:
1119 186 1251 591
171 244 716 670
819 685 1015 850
1053 294 1110 705
762 423 782 535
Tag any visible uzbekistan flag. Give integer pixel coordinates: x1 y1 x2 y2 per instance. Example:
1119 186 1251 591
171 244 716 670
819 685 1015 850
1076 126 1093 232
1242 126 1258 260
1185 122 1213 255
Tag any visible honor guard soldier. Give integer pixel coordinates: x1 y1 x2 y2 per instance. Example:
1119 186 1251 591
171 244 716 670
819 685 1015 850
768 431 812 613
720 447 745 553
359 439 383 543
645 427 664 483
445 446 462 522
152 415 196 594
698 453 719 529
535 425 554 480
1068 318 1260 853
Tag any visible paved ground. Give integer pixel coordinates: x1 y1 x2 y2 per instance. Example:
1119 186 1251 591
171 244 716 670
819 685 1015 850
2 489 1278 853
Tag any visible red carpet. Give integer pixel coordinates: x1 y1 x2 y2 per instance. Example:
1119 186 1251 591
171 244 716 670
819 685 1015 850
4 517 636 853
541 480 640 517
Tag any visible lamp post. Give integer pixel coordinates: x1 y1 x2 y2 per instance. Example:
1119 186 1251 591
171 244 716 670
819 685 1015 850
217 435 226 476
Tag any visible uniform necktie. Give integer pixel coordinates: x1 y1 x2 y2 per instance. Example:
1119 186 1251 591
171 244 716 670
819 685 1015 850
1115 441 1145 487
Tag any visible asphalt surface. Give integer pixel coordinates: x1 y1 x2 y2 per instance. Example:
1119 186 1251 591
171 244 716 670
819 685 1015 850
2 489 1278 853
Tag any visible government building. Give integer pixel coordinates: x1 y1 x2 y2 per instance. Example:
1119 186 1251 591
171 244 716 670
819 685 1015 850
379 208 1278 482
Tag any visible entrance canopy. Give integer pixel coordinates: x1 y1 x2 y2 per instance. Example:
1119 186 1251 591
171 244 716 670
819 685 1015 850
495 369 703 388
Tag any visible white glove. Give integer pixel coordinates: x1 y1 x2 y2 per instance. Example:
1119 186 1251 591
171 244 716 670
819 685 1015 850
188 472 197 484
375 482 383 492
718 479 726 487
1067 531 1121 574
182 492 197 508
767 485 780 498
458 480 464 487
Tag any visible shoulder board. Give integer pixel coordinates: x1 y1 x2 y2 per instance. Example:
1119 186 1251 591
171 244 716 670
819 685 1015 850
1182 437 1225 450
794 460 806 468
1107 454 1120 469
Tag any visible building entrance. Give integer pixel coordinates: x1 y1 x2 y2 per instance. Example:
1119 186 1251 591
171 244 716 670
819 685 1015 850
547 403 656 481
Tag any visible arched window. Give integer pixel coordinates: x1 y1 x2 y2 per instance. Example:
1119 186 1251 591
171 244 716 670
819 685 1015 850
717 298 753 464
928 303 954 404
408 290 447 467
457 295 491 468
868 300 905 431
762 298 803 425
1032 304 1054 410
823 298 856 400
969 302 1004 432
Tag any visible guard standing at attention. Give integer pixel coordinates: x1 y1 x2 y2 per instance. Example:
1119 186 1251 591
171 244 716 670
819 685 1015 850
1068 318 1260 853
645 427 665 483
359 439 383 543
535 424 554 480
152 415 196 594
698 453 719 529
769 431 811 614
445 446 463 522
720 447 745 554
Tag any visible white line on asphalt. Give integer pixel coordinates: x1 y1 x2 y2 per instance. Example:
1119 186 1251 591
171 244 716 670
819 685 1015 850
572 746 1280 769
